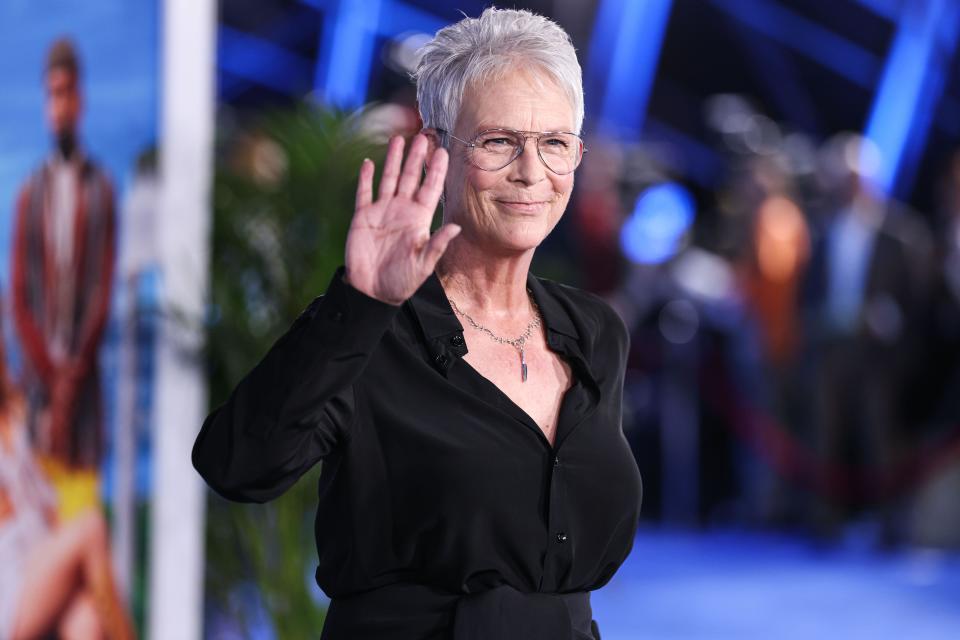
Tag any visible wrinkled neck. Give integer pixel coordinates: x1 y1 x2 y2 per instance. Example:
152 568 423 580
436 238 534 320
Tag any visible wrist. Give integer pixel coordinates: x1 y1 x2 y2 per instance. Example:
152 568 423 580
341 268 403 306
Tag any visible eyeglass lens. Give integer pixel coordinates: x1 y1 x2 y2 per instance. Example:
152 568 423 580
470 129 582 174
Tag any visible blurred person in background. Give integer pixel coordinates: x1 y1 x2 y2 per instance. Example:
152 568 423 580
801 133 930 543
905 149 960 548
0 313 134 640
923 150 960 426
728 154 811 526
610 175 752 524
11 37 116 520
193 8 641 639
736 155 810 371
571 138 625 294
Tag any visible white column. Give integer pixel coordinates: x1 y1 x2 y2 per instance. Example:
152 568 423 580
147 1 215 638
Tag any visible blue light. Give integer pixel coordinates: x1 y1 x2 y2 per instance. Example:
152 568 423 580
315 0 382 108
377 1 445 36
218 26 313 94
590 0 674 139
620 182 696 265
864 0 958 196
314 0 445 109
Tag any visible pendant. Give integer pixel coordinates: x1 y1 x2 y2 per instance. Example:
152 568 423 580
520 347 528 382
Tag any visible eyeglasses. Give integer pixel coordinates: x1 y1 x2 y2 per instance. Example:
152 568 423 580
438 128 585 175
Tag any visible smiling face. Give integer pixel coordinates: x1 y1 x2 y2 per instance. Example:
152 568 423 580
440 67 577 257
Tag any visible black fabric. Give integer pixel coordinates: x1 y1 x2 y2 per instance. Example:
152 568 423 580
193 268 643 639
318 582 592 640
452 585 589 640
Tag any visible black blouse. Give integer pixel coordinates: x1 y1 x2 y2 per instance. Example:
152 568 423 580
192 269 643 639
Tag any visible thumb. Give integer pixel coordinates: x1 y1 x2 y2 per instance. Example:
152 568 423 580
420 223 461 272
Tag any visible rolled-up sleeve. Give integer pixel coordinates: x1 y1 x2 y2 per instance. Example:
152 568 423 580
192 268 399 502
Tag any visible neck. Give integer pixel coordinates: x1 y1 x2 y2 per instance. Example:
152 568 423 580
55 131 79 161
436 237 534 320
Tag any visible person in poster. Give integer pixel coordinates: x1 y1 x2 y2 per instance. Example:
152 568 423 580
0 308 135 639
10 37 116 518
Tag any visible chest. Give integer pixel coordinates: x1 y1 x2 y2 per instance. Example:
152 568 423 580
460 328 572 446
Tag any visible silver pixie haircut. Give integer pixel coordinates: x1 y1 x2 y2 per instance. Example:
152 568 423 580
413 7 584 137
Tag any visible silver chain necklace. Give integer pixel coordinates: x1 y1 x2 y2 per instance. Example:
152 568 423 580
448 291 542 382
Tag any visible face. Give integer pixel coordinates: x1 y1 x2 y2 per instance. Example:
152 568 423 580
438 68 577 257
46 67 82 138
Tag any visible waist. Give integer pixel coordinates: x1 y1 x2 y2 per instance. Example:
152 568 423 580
322 582 595 640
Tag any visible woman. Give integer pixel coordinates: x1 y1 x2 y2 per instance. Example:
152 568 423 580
193 8 642 639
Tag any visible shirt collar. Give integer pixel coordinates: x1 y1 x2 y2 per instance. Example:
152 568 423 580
526 274 580 341
407 271 582 344
408 271 599 400
407 271 463 342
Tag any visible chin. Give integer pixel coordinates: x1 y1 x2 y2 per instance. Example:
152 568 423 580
490 217 556 254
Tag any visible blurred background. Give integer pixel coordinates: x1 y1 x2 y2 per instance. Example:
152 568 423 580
2 0 960 638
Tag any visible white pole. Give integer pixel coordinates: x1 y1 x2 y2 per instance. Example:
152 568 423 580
148 0 215 638
112 284 135 598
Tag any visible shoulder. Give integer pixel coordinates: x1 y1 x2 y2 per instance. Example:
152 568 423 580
14 166 46 220
17 163 47 195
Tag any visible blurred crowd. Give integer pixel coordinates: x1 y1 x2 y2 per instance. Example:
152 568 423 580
562 95 960 549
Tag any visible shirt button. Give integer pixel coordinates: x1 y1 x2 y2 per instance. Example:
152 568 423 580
555 532 568 544
450 334 464 347
553 455 560 467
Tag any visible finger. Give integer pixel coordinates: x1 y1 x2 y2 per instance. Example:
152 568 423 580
420 223 462 272
378 136 405 200
396 134 428 198
415 147 448 210
355 158 374 210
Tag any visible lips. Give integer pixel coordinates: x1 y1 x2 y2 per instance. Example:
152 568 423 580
495 200 550 213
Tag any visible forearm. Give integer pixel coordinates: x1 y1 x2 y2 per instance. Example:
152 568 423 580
192 268 399 502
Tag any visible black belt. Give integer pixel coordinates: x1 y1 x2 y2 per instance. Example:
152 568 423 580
321 583 598 639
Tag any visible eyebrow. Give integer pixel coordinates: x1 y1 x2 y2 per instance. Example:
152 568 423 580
470 125 576 136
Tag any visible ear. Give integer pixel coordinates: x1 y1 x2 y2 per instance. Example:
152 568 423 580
421 128 443 166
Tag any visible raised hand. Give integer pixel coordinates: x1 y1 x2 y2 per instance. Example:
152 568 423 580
344 134 461 305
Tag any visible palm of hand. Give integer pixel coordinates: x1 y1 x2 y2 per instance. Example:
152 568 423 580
345 134 460 305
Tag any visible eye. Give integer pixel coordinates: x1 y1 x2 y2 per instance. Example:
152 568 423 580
478 136 515 149
542 136 571 149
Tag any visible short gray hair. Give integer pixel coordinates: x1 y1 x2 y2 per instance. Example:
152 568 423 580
413 7 584 137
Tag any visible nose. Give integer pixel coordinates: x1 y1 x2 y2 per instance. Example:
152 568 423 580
508 135 546 185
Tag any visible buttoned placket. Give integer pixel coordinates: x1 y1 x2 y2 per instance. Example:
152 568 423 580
540 428 570 591
408 273 602 592
543 323 609 592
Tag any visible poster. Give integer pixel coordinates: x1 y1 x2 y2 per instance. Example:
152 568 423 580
0 2 160 637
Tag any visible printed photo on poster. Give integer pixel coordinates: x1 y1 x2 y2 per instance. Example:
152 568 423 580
0 2 160 637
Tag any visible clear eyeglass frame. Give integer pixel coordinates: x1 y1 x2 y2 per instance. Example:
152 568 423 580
437 127 586 175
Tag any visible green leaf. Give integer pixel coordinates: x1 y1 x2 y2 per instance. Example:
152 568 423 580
203 102 387 638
